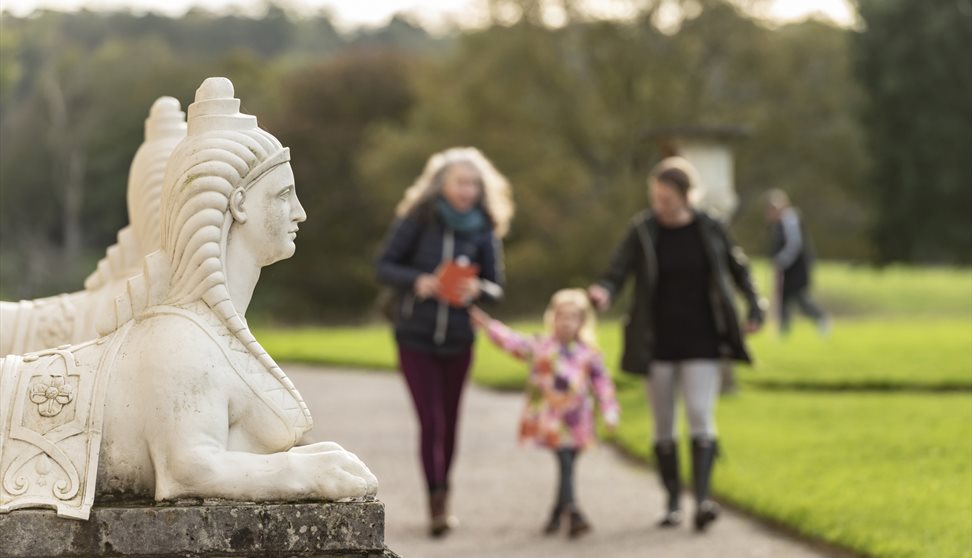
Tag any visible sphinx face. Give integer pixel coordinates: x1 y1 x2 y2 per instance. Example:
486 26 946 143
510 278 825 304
235 163 307 267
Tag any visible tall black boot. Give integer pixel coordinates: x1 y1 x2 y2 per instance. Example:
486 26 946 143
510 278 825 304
653 440 682 527
691 436 720 532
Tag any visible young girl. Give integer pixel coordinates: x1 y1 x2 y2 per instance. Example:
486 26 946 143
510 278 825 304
469 289 619 538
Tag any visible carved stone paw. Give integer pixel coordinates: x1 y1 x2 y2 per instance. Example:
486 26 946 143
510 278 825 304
290 441 346 454
311 449 378 500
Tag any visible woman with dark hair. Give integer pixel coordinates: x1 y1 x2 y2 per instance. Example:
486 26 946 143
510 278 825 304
588 157 764 532
376 147 513 538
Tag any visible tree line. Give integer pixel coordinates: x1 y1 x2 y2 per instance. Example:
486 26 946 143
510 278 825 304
1 0 968 321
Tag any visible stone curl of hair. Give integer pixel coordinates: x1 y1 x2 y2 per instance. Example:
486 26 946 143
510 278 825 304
129 134 179 259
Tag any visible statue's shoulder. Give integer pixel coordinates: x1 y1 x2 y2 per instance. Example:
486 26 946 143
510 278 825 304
126 304 233 370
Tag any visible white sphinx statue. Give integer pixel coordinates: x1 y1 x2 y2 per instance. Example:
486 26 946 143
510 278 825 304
0 77 378 520
0 97 187 357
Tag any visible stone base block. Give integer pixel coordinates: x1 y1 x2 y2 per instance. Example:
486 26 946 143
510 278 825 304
0 498 398 557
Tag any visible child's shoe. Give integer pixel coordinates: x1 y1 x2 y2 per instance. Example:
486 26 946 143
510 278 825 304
567 506 591 538
543 504 564 535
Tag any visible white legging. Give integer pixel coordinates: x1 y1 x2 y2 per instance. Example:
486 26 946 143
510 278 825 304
646 360 722 442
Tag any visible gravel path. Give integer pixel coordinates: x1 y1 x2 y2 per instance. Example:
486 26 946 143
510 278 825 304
289 365 834 558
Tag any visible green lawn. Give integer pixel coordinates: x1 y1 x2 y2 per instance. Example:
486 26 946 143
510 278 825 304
748 261 972 319
256 326 398 370
745 319 972 390
259 317 972 391
611 387 972 558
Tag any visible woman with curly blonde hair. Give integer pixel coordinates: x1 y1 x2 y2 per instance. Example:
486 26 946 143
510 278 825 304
376 147 513 537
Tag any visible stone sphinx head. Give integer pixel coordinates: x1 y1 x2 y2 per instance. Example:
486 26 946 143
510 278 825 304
159 77 305 308
114 76 314 428
107 78 305 331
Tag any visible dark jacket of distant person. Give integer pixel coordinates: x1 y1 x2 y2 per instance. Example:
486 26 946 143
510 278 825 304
769 206 814 297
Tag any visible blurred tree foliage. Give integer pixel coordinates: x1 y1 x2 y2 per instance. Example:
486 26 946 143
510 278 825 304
0 0 963 320
256 49 416 321
362 0 871 313
854 0 972 264
0 5 442 305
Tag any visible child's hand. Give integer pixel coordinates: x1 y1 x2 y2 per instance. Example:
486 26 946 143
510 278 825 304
468 305 491 329
603 410 620 435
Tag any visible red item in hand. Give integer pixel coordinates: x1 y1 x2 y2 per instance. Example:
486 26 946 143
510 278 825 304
437 260 480 307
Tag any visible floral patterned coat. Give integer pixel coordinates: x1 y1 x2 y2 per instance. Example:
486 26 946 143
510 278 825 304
485 320 620 449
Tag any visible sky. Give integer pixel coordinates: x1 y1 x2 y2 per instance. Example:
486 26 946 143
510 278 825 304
0 0 858 31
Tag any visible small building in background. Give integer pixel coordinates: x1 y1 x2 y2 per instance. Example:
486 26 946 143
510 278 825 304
642 124 750 223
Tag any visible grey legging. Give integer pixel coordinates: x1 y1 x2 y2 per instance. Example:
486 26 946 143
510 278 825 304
646 360 721 442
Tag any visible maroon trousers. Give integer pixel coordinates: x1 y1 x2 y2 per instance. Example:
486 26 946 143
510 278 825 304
397 345 473 491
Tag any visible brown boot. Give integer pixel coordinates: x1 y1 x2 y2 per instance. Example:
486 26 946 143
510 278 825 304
428 488 458 538
567 505 591 538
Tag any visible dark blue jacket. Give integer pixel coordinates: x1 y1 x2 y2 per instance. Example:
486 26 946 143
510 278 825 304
376 212 504 354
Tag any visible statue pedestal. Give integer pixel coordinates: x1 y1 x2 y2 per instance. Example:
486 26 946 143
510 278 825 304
0 499 398 558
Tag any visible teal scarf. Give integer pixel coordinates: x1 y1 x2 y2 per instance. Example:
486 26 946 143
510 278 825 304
436 198 487 233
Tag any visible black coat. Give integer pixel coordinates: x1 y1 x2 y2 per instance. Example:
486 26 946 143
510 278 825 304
597 210 764 374
376 211 504 354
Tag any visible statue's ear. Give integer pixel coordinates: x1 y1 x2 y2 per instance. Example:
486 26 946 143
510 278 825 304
229 188 247 223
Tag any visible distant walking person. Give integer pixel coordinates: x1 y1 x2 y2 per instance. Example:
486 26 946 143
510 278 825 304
376 147 513 538
764 189 829 336
470 290 619 539
588 157 764 532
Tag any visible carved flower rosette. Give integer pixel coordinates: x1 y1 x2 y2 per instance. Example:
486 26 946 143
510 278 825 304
28 376 75 417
